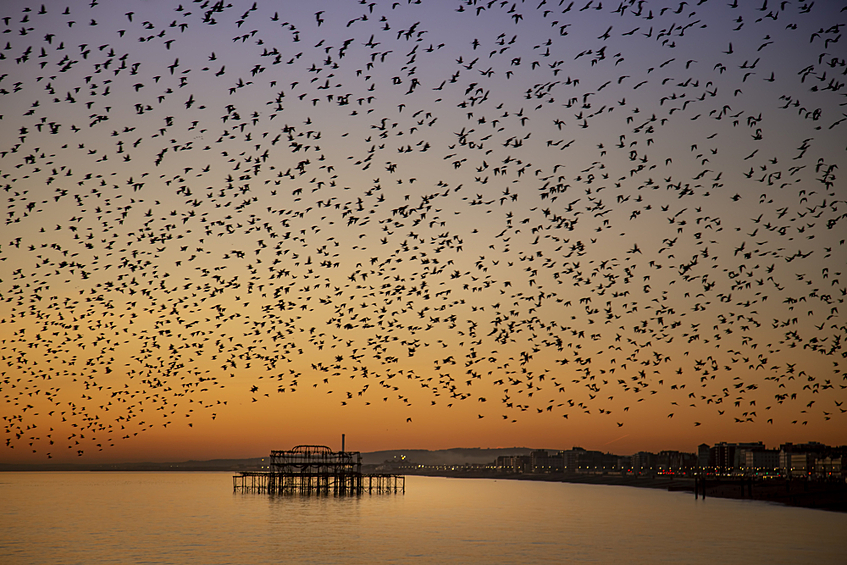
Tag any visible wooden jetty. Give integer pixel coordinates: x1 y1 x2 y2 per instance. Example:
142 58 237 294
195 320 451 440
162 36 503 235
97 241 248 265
233 444 404 495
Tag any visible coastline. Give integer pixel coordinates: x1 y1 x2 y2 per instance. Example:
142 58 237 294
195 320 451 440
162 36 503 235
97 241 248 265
403 470 847 513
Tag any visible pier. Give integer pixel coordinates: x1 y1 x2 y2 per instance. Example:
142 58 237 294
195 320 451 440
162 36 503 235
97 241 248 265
233 444 404 495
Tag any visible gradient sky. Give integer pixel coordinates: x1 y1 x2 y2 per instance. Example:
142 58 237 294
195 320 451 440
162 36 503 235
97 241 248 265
1 0 845 463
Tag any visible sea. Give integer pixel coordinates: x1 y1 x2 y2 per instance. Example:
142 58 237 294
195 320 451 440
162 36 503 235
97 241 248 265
0 472 844 564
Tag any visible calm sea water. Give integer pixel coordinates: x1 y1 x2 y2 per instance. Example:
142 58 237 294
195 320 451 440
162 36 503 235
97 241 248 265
0 472 844 564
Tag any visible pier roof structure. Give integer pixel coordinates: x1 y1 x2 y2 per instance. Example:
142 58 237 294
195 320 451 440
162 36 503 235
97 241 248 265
233 445 403 495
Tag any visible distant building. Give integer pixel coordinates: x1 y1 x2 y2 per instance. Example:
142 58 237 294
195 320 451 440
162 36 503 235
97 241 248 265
710 442 736 473
555 447 618 474
743 449 779 476
705 442 765 474
779 442 827 477
561 447 586 472
816 455 845 479
732 442 766 470
789 453 816 477
697 443 710 471
529 449 561 473
495 455 531 473
631 451 655 474
656 450 696 474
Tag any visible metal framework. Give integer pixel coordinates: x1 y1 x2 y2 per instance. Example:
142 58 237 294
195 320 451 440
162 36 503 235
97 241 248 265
233 445 404 495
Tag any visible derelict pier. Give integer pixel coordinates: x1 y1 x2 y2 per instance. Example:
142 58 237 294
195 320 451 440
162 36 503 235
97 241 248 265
233 444 404 495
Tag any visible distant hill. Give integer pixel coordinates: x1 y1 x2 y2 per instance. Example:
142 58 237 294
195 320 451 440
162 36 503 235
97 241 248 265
0 448 545 472
361 447 537 466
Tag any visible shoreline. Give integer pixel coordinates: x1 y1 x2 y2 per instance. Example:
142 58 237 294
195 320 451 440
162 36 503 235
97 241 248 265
403 470 847 512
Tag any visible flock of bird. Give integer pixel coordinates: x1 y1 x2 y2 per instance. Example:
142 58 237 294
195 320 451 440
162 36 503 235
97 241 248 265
1 0 845 458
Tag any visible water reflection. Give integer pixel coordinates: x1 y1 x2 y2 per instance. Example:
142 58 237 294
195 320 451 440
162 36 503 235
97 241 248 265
0 473 843 564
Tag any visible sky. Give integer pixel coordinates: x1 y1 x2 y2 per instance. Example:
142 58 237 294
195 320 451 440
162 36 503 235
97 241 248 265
1 0 846 464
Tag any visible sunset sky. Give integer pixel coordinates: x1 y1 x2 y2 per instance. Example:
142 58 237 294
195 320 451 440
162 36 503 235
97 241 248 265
1 0 845 463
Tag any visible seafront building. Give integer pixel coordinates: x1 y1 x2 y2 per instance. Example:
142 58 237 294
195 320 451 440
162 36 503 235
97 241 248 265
692 440 846 478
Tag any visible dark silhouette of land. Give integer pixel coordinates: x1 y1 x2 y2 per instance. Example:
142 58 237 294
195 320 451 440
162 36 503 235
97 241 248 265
401 468 847 513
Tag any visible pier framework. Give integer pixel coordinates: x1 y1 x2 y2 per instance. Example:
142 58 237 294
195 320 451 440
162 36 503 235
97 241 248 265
233 445 404 495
